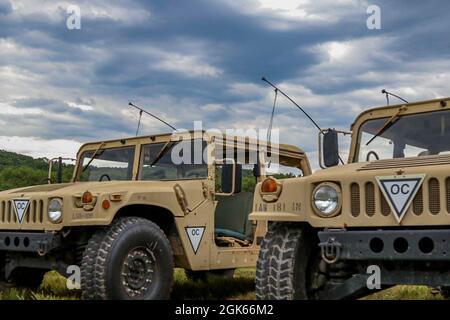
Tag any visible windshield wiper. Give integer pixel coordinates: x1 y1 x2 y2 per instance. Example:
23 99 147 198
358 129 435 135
149 141 175 167
82 142 106 172
366 107 407 146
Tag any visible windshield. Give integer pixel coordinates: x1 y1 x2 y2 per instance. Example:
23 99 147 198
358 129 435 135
356 109 450 162
79 146 135 181
139 140 208 181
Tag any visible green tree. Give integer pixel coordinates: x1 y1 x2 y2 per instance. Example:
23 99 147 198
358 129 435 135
0 150 75 191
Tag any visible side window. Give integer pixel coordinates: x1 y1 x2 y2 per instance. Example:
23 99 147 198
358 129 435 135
214 145 255 194
140 139 208 181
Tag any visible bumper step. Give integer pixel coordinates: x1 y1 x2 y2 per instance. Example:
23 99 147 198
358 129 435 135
0 232 59 255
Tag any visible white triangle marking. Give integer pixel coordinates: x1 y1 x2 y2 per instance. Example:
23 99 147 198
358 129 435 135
376 174 425 223
12 199 30 224
185 227 205 254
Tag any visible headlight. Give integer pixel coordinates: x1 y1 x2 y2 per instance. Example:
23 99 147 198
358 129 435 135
312 183 341 217
48 198 63 223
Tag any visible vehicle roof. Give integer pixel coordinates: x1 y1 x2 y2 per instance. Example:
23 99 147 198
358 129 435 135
78 130 306 157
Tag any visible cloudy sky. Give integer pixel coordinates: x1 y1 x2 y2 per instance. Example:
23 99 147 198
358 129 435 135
0 0 449 169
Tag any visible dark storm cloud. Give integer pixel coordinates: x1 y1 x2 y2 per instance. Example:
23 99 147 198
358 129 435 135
0 98 135 140
0 0 12 15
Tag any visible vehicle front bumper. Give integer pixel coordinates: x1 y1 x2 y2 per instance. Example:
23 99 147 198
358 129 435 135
0 232 60 255
318 229 450 263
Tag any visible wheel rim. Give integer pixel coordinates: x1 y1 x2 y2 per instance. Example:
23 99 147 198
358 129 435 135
121 246 156 298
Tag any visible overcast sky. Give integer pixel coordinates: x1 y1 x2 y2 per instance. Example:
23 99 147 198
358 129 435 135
1 0 449 168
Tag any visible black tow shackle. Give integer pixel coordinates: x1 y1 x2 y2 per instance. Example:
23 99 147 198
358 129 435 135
319 237 342 264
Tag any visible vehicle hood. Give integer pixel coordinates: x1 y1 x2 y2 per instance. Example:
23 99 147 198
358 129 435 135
310 154 450 181
0 180 181 198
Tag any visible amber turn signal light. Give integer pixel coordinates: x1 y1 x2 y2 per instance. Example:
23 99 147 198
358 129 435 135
82 191 93 204
102 199 111 209
261 178 278 193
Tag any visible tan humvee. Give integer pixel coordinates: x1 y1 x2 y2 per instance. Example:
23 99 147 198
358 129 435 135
0 130 309 299
251 97 450 299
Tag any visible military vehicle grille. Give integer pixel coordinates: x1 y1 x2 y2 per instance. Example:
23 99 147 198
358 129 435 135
349 178 448 217
0 200 45 225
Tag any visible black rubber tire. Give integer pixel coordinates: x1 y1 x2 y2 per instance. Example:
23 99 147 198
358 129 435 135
440 287 450 299
81 217 174 300
185 269 235 282
256 223 316 300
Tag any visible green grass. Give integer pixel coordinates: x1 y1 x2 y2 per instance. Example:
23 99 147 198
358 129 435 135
0 268 256 300
365 285 444 300
0 272 81 300
0 269 446 300
171 268 255 300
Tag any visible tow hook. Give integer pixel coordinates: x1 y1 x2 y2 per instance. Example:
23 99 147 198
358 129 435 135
319 237 342 264
37 240 49 256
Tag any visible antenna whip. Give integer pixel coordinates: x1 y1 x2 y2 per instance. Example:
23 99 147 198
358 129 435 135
129 102 178 132
381 89 408 106
261 76 344 165
262 77 322 132
267 88 278 142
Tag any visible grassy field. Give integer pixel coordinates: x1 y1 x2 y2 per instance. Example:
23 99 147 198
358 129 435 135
0 268 446 300
0 269 256 300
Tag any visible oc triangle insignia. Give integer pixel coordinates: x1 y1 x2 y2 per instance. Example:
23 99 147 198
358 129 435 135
376 174 425 223
185 226 205 254
12 199 30 224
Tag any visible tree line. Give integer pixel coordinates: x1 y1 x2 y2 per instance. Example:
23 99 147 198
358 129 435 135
0 150 73 191
0 150 299 192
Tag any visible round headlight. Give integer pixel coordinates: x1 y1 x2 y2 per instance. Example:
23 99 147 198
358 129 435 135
313 184 340 217
48 198 63 223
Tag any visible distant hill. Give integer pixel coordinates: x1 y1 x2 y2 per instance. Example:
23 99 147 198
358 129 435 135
0 150 73 191
0 150 49 170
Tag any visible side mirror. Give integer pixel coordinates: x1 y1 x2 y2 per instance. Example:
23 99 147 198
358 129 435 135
323 130 340 167
252 163 261 178
222 163 242 194
253 153 261 178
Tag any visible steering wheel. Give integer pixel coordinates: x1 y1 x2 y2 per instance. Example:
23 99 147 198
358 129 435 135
99 174 111 182
41 178 52 184
366 151 380 162
186 172 201 178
